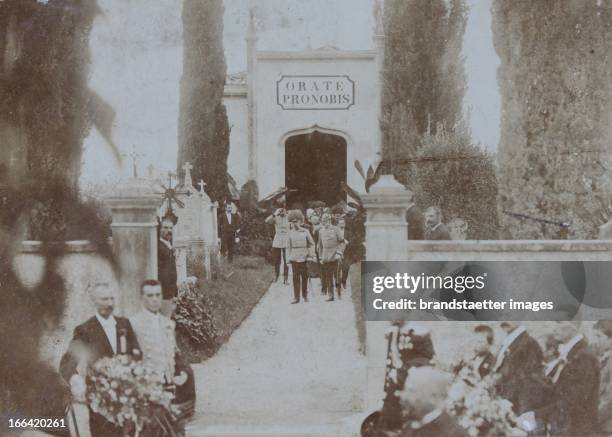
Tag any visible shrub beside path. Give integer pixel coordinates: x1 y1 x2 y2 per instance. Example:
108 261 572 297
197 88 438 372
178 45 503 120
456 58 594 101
186 277 367 436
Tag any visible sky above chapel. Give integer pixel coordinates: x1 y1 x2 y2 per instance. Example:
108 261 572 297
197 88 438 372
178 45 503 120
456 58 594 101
80 0 500 186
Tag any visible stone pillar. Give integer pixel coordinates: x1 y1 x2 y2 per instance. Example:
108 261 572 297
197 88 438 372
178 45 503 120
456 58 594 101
361 174 413 261
105 179 161 316
246 7 258 181
360 174 413 412
373 0 385 161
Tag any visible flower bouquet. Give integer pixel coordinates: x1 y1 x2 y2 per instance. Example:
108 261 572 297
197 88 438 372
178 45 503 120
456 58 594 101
446 366 523 436
87 354 177 436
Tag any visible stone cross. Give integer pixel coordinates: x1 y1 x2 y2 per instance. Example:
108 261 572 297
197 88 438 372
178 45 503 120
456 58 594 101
182 162 194 188
198 179 206 193
122 145 142 178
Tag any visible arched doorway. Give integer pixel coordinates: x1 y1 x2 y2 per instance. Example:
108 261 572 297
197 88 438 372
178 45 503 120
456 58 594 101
285 130 347 208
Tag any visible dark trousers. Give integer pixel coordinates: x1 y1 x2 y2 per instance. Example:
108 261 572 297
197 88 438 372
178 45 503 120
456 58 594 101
221 233 235 262
333 263 342 290
341 263 350 287
321 261 337 297
273 247 288 280
291 261 308 301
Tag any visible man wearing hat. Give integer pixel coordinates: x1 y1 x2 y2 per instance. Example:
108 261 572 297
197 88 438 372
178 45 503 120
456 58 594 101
316 213 345 301
286 210 315 304
378 325 435 433
265 201 289 283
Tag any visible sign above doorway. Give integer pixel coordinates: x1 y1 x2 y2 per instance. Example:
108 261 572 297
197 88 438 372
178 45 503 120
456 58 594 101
276 75 355 110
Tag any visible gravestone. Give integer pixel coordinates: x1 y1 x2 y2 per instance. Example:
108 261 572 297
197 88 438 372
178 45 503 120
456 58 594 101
105 177 161 315
169 163 219 280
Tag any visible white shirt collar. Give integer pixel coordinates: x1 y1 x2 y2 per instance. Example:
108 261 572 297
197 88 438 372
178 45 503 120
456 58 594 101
143 308 161 321
95 313 116 327
503 325 526 349
494 325 526 370
559 334 584 359
431 222 442 231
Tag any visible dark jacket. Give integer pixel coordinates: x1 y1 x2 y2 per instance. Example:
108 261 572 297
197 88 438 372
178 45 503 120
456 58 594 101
158 239 177 300
454 351 496 378
536 340 600 436
600 351 612 433
406 205 425 240
219 211 240 238
495 330 548 414
476 351 495 378
424 223 451 240
59 316 141 437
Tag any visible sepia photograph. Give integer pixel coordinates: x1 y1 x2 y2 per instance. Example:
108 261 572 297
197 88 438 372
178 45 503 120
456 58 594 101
0 0 611 436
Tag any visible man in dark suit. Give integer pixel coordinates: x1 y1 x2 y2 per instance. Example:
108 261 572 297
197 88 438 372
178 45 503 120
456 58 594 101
423 206 451 240
158 217 177 316
218 200 240 263
405 204 425 240
454 325 496 378
59 282 141 437
532 332 600 436
494 323 548 415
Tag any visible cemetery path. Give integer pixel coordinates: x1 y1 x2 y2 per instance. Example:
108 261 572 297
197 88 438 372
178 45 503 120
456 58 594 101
186 276 366 436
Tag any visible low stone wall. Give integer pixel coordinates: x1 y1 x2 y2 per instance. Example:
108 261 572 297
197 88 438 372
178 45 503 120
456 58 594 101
403 239 612 261
13 240 117 369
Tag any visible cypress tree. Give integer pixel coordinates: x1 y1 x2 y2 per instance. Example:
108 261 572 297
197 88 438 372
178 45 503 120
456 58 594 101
178 0 230 202
381 0 467 167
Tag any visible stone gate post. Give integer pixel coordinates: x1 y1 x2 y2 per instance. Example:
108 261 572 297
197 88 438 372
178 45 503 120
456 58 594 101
360 174 414 412
361 174 413 261
105 179 161 316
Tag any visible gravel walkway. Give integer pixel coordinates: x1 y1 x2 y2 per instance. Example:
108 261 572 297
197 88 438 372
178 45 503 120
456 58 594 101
186 277 366 436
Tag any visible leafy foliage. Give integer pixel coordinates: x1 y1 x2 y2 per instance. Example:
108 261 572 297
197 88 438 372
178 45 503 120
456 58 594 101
398 125 499 239
172 281 218 352
492 0 612 239
178 0 230 203
381 0 467 165
0 0 100 193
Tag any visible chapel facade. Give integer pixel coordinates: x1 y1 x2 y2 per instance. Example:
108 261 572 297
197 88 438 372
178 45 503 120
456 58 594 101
224 14 385 206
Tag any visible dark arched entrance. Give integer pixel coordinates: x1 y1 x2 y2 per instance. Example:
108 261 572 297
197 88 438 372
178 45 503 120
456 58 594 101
285 130 347 208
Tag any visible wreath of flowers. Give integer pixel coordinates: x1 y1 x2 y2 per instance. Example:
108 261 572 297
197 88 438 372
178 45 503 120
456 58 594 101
446 365 521 436
87 354 177 436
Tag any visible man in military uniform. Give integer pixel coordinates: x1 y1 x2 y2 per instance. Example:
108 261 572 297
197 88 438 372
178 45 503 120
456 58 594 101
363 325 435 435
316 213 345 301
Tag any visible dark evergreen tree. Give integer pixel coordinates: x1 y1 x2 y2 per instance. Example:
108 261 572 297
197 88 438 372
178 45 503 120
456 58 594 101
381 0 467 168
178 0 230 203
492 0 612 239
